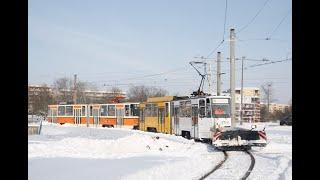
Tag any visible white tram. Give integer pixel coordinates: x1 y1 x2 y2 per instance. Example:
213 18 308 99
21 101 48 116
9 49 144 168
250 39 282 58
171 95 231 142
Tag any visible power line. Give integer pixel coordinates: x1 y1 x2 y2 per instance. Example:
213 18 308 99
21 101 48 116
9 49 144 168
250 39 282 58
246 57 292 68
222 0 228 41
223 57 273 62
237 0 271 34
267 8 291 39
237 37 289 42
90 66 189 83
206 0 228 58
206 41 225 58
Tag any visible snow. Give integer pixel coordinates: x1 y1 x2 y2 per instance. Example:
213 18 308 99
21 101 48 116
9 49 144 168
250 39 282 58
29 122 291 180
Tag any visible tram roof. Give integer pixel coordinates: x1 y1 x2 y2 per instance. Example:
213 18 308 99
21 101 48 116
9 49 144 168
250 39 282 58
147 96 177 102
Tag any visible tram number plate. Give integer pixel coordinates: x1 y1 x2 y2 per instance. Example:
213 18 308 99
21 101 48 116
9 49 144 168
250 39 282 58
216 119 231 127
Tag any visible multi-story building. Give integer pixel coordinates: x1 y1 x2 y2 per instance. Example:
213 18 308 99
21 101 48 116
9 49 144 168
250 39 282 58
234 87 261 122
260 103 290 113
28 85 126 113
220 87 261 122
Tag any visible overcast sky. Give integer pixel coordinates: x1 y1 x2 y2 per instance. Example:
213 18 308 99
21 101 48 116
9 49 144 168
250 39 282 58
28 0 292 103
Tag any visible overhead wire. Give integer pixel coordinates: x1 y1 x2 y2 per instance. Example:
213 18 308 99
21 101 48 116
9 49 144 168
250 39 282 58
237 0 271 34
266 8 291 39
206 0 228 58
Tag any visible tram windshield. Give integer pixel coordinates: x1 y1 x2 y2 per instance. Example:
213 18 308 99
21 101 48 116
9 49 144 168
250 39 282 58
211 104 230 118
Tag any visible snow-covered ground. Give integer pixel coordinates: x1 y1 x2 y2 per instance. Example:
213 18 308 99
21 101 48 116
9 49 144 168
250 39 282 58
28 121 291 180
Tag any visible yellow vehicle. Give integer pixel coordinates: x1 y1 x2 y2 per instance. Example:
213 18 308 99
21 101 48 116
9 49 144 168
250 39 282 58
139 96 175 134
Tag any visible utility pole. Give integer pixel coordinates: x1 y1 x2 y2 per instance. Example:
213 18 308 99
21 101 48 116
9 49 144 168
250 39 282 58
204 62 207 93
230 29 236 127
73 74 77 104
267 83 271 120
86 105 89 127
206 60 212 94
240 56 245 125
217 52 221 96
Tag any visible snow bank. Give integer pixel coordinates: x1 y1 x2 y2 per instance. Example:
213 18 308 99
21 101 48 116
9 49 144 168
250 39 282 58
29 123 292 180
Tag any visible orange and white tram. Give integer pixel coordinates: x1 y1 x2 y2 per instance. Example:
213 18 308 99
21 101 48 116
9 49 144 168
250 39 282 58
48 103 139 129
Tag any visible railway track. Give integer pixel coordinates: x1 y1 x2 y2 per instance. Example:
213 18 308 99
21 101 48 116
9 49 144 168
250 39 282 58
199 150 255 180
241 150 255 180
199 151 228 180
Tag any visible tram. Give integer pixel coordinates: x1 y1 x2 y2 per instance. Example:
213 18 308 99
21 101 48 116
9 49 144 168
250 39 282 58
138 95 232 142
48 103 139 129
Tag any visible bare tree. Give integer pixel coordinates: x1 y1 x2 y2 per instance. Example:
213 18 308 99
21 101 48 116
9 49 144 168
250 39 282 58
127 85 168 102
105 86 124 103
32 84 54 116
53 77 94 104
149 86 168 97
53 77 73 103
288 98 292 113
76 81 89 103
261 82 277 121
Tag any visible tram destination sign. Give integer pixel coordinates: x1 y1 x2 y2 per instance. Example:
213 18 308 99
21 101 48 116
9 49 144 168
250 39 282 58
211 98 229 104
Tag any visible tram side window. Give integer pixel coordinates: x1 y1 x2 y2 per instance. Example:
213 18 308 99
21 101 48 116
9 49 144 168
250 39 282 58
82 106 86 116
58 106 65 116
53 109 57 116
170 102 174 117
90 106 93 116
152 104 158 117
100 105 108 116
140 109 144 122
206 99 211 118
130 104 139 116
65 106 73 116
145 104 151 117
179 101 186 117
192 105 198 116
192 105 198 125
125 105 130 116
185 101 191 117
108 105 115 116
199 99 205 118
165 103 169 117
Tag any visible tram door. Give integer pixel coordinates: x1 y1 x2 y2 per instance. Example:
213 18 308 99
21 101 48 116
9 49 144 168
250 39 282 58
158 108 165 133
192 104 199 139
52 109 57 123
73 106 82 125
49 107 58 123
174 106 179 135
116 105 125 127
92 105 100 127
